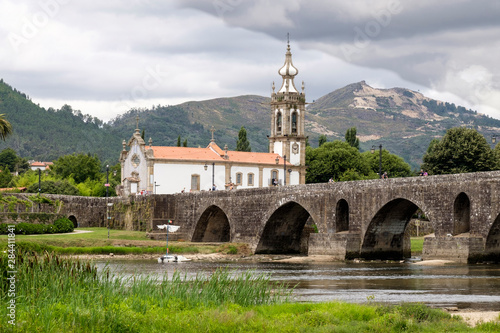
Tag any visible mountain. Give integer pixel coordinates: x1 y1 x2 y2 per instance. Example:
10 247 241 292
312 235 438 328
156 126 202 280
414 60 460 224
307 81 500 168
1 79 499 170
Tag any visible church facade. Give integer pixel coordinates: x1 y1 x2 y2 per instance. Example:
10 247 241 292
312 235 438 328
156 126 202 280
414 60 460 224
119 43 307 195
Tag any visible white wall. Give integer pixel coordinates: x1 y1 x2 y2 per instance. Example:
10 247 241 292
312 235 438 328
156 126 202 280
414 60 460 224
153 163 226 194
123 141 148 192
229 165 259 189
289 141 301 165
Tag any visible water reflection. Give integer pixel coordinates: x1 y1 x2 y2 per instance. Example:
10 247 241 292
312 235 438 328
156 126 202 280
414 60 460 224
94 259 500 310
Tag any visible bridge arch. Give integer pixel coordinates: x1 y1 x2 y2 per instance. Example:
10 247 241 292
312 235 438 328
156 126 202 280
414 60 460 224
453 192 470 235
192 205 230 242
335 199 349 232
255 201 313 254
485 213 500 260
68 215 78 228
361 198 421 260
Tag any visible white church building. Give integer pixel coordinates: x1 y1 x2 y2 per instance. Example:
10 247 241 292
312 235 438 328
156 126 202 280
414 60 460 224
119 42 307 195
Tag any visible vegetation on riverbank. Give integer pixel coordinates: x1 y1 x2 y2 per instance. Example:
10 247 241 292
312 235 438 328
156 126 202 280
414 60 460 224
2 251 497 332
0 227 249 256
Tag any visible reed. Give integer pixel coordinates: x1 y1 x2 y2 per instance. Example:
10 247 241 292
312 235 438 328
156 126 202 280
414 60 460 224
1 251 494 332
0 251 291 332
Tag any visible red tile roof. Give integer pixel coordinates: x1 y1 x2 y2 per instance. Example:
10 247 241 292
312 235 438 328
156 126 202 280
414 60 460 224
150 142 290 166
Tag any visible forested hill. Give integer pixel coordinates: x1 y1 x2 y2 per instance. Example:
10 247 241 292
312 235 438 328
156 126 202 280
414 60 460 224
0 80 119 165
1 78 500 170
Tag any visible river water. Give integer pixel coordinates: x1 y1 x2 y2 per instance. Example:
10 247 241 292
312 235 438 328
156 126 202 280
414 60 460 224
95 258 500 311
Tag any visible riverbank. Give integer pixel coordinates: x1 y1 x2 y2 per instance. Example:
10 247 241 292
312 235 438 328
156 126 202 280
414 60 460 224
4 251 497 332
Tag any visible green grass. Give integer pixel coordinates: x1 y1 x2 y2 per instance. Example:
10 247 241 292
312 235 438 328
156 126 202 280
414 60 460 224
411 237 424 255
1 251 492 332
0 227 248 255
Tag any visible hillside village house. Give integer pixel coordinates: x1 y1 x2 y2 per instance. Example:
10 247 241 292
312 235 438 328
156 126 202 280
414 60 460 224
119 42 307 195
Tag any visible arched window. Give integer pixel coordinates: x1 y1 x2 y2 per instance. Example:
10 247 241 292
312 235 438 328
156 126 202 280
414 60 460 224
270 170 279 186
276 112 282 133
291 111 297 134
235 172 243 185
247 173 255 186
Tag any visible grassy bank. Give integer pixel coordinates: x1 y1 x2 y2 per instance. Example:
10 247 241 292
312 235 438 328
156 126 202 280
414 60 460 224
2 252 496 332
0 227 248 256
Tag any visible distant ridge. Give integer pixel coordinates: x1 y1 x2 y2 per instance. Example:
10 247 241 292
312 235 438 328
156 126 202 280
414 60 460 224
1 79 499 170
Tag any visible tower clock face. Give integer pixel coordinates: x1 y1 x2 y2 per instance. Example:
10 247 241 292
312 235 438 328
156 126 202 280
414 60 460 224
132 154 140 168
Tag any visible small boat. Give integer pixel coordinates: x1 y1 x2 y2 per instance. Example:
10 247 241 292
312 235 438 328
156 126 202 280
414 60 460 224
157 255 191 263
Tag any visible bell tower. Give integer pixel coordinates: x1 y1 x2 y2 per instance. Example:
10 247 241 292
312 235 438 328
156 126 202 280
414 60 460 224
269 40 306 184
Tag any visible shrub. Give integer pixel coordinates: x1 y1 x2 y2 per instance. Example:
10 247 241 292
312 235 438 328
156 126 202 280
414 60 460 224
54 217 74 233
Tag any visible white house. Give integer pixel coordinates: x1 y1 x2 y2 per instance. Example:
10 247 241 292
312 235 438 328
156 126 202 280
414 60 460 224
119 42 307 195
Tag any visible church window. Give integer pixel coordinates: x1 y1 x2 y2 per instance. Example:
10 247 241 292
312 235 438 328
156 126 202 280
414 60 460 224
291 112 297 134
248 173 254 186
191 174 200 191
276 112 282 133
131 154 140 168
236 172 242 185
270 169 280 186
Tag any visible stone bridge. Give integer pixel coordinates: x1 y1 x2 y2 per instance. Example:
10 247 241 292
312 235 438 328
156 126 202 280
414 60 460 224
148 171 500 263
8 171 500 263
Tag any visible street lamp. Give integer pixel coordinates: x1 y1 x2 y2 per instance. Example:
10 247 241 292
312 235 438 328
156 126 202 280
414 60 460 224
105 165 110 239
38 168 41 194
38 168 41 211
371 144 383 178
283 155 287 185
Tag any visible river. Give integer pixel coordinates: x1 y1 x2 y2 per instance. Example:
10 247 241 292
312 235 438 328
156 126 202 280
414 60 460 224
95 258 500 311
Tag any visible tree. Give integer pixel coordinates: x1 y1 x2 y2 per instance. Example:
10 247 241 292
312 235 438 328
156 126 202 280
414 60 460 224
0 166 13 187
345 127 360 150
52 153 102 183
0 113 12 141
27 179 79 195
0 148 29 174
422 127 497 174
306 141 372 183
494 143 500 169
177 135 181 147
318 134 327 147
361 149 412 178
183 139 188 147
236 126 251 152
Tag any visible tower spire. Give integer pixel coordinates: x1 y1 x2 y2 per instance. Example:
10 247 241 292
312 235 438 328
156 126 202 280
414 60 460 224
277 38 299 94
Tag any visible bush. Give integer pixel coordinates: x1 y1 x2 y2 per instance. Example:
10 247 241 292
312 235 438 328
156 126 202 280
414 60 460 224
0 218 73 235
53 217 74 233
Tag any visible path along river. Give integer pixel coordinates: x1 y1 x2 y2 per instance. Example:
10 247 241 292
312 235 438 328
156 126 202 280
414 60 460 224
94 257 500 311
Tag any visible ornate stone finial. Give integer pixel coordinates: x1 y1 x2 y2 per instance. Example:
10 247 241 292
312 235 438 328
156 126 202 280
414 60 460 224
122 139 127 150
210 126 216 142
302 81 305 93
224 144 228 159
272 81 275 93
148 137 153 147
135 114 139 131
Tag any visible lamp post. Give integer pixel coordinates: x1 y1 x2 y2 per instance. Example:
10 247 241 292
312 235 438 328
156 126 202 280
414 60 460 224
283 155 287 186
38 168 41 211
371 144 383 178
106 165 110 239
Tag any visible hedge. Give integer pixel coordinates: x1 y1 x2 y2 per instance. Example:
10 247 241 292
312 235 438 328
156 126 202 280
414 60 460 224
0 218 74 235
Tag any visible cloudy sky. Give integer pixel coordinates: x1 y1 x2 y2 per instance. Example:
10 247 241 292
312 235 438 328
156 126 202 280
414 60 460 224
1 0 499 122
